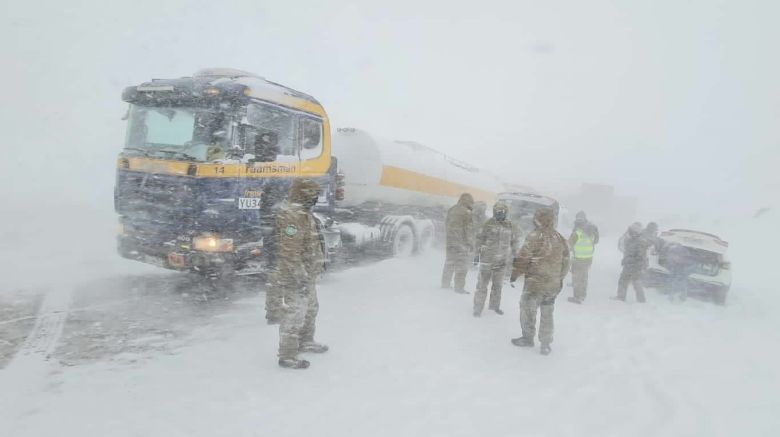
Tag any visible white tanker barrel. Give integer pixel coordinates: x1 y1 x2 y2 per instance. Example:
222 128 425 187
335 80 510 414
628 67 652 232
331 129 502 209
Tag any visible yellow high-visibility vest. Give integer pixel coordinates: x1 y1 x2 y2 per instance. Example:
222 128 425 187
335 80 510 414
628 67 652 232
574 229 595 259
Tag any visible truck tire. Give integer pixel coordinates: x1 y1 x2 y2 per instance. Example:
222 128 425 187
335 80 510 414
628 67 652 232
713 286 729 306
415 223 435 254
391 224 415 258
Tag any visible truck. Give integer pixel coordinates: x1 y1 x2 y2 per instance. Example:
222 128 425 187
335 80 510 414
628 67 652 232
114 69 502 278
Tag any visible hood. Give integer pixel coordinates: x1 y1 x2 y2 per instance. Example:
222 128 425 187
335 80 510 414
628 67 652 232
628 221 643 237
288 179 321 205
457 193 474 210
533 208 555 230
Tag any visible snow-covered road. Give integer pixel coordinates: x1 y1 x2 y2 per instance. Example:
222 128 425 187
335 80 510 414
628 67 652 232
1 209 778 437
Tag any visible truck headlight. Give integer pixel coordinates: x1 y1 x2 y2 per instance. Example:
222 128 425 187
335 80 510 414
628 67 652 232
193 234 234 252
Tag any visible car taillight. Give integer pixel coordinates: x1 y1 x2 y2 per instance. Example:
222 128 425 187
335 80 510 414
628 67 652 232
335 172 345 201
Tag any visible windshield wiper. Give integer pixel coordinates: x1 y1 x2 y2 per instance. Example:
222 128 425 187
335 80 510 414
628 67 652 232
151 149 199 161
123 147 150 157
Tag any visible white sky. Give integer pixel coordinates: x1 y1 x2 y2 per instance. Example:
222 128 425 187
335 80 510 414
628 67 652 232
1 0 777 220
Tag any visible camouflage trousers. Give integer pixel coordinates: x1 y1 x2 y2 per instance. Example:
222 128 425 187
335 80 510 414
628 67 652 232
617 267 646 302
265 282 284 322
441 249 470 292
474 262 507 313
571 258 593 301
519 290 558 345
278 282 319 360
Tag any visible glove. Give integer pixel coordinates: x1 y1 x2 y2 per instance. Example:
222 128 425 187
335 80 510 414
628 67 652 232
510 281 516 288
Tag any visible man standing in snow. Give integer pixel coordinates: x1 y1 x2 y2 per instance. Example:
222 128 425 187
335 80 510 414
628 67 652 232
471 201 488 264
473 202 517 316
612 222 649 303
510 208 570 355
642 222 663 252
441 193 475 294
567 211 599 304
274 179 329 369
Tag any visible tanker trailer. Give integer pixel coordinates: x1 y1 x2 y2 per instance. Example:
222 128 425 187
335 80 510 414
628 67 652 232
326 128 503 258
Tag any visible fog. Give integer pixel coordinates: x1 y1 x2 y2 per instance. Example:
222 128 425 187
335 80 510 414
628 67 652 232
2 0 778 219
2 1 779 436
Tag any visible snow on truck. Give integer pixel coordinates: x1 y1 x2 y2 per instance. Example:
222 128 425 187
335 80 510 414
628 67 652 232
115 69 502 277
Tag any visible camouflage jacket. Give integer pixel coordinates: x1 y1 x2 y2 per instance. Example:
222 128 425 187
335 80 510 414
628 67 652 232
273 202 325 288
511 212 570 294
476 218 517 265
621 234 651 272
445 203 474 253
472 210 487 240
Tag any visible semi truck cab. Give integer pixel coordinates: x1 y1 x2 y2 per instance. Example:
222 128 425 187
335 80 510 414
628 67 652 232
115 69 334 277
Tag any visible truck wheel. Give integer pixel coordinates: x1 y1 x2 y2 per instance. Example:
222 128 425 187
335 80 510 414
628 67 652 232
415 224 434 254
713 286 728 306
392 224 415 258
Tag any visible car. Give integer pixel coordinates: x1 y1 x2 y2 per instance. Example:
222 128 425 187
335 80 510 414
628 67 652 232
645 229 732 304
497 192 560 235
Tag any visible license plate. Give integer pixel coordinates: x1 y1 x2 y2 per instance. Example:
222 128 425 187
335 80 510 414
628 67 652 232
167 253 186 268
238 197 262 209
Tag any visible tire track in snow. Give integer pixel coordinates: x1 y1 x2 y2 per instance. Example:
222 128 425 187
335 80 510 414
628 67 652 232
0 288 72 432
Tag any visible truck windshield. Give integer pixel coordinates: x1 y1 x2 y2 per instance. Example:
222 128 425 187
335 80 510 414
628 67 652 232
124 105 228 162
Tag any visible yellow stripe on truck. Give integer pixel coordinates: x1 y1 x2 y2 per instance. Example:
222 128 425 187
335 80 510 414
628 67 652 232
121 155 330 179
379 165 496 203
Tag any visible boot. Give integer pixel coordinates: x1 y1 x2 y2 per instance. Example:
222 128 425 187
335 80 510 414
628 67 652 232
299 341 329 353
492 308 504 315
511 337 534 347
540 344 552 355
610 296 626 302
473 310 482 318
453 289 469 295
567 297 582 304
278 358 310 369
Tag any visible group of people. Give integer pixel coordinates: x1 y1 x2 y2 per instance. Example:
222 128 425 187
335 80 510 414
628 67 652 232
440 192 683 356
262 181 677 369
441 193 570 356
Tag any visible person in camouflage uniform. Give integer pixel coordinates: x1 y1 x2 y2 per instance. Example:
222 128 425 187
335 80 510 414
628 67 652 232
510 208 570 355
264 182 289 325
473 202 517 316
274 179 328 369
471 201 488 264
612 222 649 303
441 193 475 294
